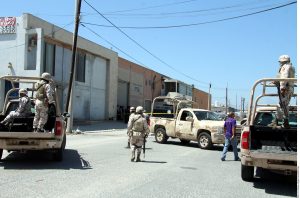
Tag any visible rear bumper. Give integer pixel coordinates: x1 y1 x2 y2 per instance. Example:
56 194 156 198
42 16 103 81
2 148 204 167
0 132 63 150
0 139 62 150
241 151 297 172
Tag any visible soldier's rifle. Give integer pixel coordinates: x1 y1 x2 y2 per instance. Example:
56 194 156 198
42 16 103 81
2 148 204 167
143 136 146 159
274 81 291 150
274 81 289 118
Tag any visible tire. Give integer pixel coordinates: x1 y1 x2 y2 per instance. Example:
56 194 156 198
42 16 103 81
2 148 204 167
241 164 254 181
53 134 66 162
180 139 190 145
155 128 168 144
197 132 212 149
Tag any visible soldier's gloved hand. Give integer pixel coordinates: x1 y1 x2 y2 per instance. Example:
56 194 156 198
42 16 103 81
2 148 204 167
280 88 286 96
273 81 280 87
144 134 148 138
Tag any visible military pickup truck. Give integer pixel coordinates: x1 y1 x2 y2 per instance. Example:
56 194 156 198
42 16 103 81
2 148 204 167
0 76 68 161
149 96 241 149
240 78 297 181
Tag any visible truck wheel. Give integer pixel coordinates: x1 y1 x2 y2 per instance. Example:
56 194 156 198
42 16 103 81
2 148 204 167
155 128 168 144
53 134 66 162
241 164 254 181
198 132 212 149
180 139 190 145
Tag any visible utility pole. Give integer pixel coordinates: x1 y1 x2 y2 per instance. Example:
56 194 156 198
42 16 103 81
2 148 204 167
235 93 237 111
225 86 228 114
242 97 245 112
66 0 82 133
208 83 211 110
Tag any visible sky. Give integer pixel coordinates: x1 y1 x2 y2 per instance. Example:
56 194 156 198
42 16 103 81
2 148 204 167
0 0 297 110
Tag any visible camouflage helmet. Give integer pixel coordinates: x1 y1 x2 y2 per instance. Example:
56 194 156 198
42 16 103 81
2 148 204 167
130 106 135 113
278 55 290 63
136 106 144 114
41 72 52 81
19 88 27 95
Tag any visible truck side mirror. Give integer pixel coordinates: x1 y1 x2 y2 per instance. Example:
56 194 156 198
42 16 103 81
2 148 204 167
186 116 194 122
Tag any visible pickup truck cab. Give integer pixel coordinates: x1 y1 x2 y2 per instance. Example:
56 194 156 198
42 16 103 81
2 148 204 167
0 75 68 161
240 78 297 181
150 96 240 149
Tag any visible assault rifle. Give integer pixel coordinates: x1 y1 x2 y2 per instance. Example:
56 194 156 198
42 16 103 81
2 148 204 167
143 136 146 159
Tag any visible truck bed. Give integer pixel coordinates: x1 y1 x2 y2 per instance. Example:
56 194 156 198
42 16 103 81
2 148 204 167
250 125 297 152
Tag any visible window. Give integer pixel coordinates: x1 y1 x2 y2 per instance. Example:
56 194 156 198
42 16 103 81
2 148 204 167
26 34 37 70
75 52 86 82
44 42 55 75
180 110 193 121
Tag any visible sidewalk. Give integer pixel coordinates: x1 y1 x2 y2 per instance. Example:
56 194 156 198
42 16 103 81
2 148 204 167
72 120 127 133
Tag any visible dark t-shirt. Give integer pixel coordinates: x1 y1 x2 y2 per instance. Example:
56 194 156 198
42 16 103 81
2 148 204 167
224 117 236 138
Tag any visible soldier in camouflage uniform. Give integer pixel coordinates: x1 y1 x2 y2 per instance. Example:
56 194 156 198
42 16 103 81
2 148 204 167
126 106 135 148
0 89 32 126
276 55 295 128
127 106 150 162
33 72 54 132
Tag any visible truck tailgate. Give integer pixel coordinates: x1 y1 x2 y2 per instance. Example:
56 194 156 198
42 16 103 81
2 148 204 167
0 132 55 139
250 150 297 161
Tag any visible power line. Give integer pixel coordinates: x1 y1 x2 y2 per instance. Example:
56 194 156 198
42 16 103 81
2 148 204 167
80 23 150 69
102 0 200 14
81 1 296 29
83 0 209 87
102 0 273 16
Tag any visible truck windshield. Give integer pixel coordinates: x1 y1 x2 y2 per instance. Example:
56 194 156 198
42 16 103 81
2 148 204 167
194 111 222 121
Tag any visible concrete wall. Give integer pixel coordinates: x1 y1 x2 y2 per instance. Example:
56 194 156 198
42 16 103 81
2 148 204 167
0 13 118 120
193 88 210 110
118 57 164 112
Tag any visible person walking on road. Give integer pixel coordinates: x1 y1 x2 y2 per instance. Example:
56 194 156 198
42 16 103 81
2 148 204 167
221 112 240 161
126 106 135 148
33 72 55 132
127 106 150 162
275 55 295 128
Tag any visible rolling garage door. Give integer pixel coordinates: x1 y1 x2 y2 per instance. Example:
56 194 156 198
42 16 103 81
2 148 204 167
90 57 107 120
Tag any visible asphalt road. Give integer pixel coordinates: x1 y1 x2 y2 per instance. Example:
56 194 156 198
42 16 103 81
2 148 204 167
0 129 297 198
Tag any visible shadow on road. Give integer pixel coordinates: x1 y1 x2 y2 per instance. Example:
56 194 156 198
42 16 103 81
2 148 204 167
161 140 240 152
252 168 297 197
0 149 92 170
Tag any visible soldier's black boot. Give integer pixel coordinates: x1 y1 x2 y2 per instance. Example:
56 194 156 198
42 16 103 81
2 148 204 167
136 153 141 162
126 142 130 148
131 151 135 162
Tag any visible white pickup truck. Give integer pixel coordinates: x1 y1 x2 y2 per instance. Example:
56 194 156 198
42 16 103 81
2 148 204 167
0 76 68 161
149 96 241 149
240 78 297 181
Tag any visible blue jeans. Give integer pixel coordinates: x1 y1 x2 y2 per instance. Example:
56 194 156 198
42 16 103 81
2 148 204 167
221 137 239 160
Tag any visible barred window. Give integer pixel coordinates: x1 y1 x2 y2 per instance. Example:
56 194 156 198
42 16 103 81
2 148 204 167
44 42 55 75
75 52 86 82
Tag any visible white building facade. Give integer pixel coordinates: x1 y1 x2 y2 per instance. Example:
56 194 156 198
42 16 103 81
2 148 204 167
0 14 118 120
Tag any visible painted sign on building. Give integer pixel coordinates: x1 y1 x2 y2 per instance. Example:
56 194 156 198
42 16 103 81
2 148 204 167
0 17 16 34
